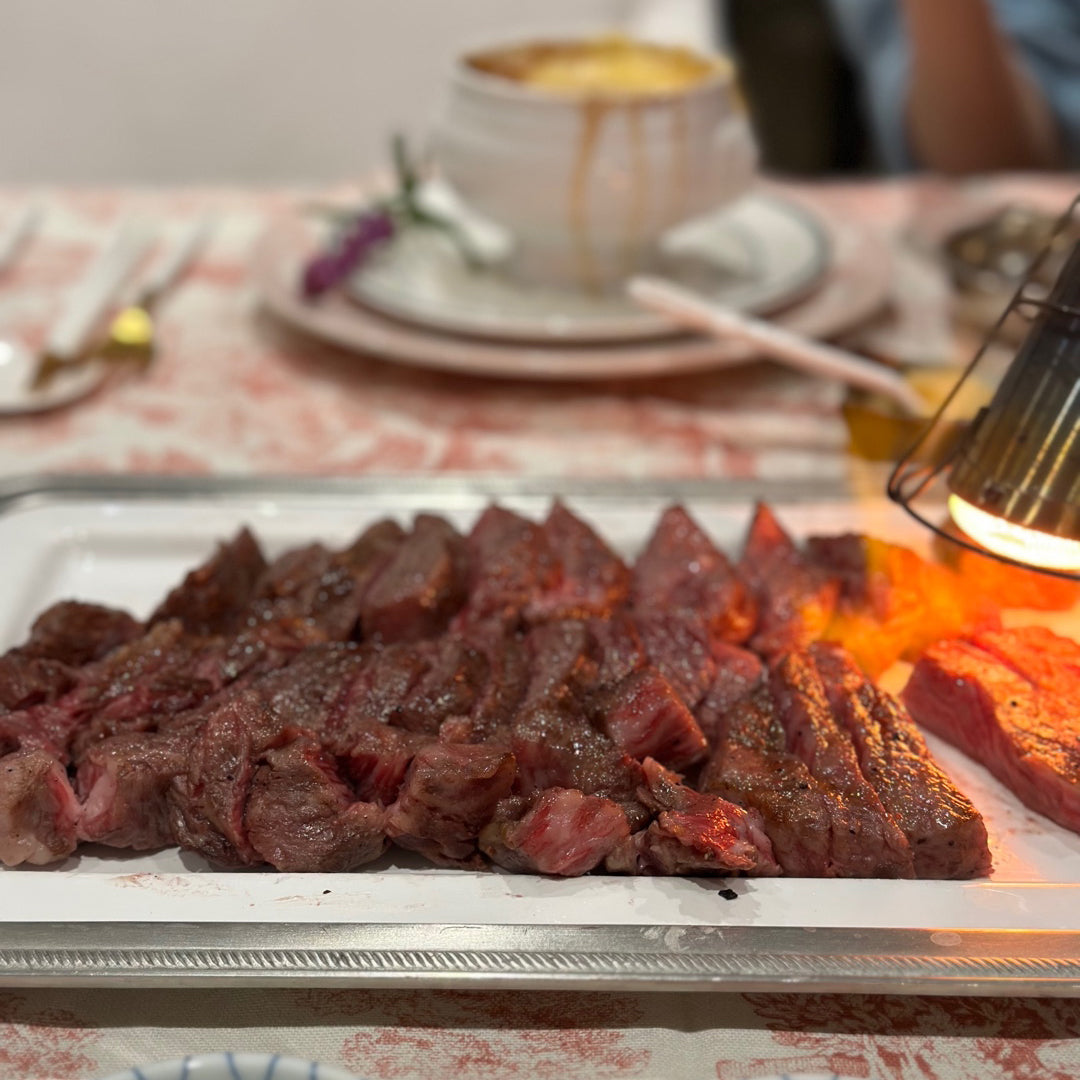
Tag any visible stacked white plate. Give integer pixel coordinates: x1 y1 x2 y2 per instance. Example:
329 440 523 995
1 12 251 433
253 185 893 382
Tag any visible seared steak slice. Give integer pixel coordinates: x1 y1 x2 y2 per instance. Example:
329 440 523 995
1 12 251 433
607 758 779 876
739 503 838 661
587 614 647 687
462 506 558 622
337 518 407 580
632 505 756 648
253 643 369 734
0 748 80 866
359 514 467 644
150 528 267 636
694 644 765 747
480 788 630 876
526 501 630 622
965 625 1080 698
700 689 865 876
769 652 913 877
511 699 648 829
812 643 991 879
76 731 191 850
386 742 516 865
593 668 707 771
0 655 76 714
633 611 717 709
168 693 279 866
903 629 1080 834
245 734 387 871
336 720 426 804
523 620 600 710
19 601 142 667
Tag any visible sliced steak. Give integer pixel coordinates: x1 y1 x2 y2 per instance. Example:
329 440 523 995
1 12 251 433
811 643 991 879
526 500 630 622
965 625 1080 698
248 543 366 641
150 528 267 636
511 698 648 829
903 630 1080 834
769 652 914 877
359 513 466 644
336 720 426 804
607 758 779 876
739 503 838 661
0 748 80 866
19 601 142 667
587 614 647 687
461 506 558 623
386 742 516 865
632 505 756 647
480 788 630 876
632 611 717 709
245 734 387 871
694 643 765 747
167 692 280 867
76 731 191 850
0 655 76 714
593 667 707 771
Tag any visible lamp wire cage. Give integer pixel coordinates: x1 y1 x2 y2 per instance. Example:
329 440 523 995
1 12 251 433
887 193 1080 582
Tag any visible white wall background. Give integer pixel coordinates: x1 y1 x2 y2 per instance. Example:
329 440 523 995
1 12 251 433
0 0 714 183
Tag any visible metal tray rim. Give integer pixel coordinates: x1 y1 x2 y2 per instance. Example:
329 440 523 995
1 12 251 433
5 471 1068 996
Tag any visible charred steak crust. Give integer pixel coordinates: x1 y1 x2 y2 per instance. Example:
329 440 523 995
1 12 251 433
0 501 1002 880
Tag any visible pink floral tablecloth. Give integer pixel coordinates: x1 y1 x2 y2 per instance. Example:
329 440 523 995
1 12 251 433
2 175 1079 1080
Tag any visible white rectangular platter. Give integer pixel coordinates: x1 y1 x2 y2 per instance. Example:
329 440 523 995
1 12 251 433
2 474 1079 993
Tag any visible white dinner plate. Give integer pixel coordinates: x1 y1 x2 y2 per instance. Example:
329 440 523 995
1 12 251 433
346 189 830 343
99 1052 359 1080
253 197 892 383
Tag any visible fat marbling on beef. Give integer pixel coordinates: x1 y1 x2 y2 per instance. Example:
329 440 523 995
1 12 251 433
903 626 1080 835
0 498 1006 880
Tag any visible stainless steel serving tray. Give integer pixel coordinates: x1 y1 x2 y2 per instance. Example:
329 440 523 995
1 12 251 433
2 473 1079 994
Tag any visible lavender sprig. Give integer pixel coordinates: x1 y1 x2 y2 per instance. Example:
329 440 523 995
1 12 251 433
301 209 395 299
300 135 481 300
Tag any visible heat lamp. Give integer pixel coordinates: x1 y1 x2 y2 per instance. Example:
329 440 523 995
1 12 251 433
888 195 1080 580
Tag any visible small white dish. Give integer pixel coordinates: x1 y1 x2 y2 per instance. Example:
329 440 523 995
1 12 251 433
0 339 109 416
348 189 830 343
98 1051 360 1080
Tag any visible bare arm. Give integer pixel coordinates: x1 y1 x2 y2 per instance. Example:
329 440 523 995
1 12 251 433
901 0 1063 173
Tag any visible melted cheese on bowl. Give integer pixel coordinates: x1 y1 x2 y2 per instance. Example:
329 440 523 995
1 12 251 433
468 35 725 96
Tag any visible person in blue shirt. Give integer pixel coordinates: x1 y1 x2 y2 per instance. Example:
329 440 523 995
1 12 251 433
828 0 1080 173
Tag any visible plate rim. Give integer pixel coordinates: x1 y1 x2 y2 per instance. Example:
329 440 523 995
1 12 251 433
343 190 833 345
252 198 892 382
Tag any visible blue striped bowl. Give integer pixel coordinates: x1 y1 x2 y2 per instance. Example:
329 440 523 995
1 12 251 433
98 1053 360 1080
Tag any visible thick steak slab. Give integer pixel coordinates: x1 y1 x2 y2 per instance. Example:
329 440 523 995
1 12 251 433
904 629 1080 835
812 643 991 879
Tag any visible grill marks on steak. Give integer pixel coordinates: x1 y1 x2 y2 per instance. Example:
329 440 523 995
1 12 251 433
811 643 991 879
768 651 913 877
903 627 1080 835
698 644 991 878
0 500 999 879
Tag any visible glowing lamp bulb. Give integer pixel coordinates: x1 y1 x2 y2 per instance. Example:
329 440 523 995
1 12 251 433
948 494 1080 572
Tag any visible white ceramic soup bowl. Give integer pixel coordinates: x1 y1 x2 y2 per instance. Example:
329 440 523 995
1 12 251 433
432 38 758 293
